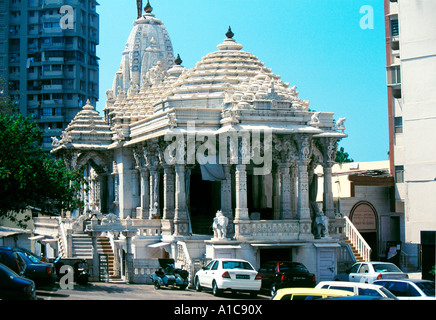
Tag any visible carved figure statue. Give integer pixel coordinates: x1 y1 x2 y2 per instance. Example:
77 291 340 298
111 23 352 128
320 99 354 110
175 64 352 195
336 117 346 132
310 111 320 126
314 214 328 239
212 210 228 239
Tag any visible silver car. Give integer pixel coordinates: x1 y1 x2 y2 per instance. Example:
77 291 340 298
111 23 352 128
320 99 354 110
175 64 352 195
374 279 436 300
335 262 408 284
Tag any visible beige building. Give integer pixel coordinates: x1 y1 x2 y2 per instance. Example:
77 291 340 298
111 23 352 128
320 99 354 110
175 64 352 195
384 0 436 268
316 161 398 263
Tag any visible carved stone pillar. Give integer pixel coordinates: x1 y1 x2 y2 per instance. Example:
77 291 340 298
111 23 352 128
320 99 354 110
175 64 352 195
148 163 160 219
163 164 175 220
290 163 298 218
138 168 149 219
272 165 281 220
297 160 311 220
323 164 335 219
296 135 312 220
234 164 249 221
320 137 338 220
279 163 292 219
221 164 233 236
174 164 189 235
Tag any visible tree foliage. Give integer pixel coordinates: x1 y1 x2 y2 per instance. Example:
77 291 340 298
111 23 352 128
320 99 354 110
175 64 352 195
335 146 354 163
0 113 86 225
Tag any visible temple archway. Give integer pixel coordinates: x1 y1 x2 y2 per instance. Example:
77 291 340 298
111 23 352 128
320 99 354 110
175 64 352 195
350 201 379 260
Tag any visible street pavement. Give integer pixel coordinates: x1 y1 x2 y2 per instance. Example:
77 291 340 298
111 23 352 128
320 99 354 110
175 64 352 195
36 281 269 301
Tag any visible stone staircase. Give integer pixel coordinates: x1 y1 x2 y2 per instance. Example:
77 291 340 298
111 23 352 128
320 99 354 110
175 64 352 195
344 238 365 262
97 237 120 281
71 234 119 281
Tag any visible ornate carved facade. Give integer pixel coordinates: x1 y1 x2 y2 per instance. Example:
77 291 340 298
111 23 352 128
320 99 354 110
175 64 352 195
52 3 348 283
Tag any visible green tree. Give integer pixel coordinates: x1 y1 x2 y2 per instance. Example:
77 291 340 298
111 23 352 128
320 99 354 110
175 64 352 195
0 113 86 226
335 146 354 163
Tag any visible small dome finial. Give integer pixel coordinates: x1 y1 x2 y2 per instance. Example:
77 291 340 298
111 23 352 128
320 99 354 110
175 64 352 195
145 0 153 13
226 26 234 39
175 54 182 66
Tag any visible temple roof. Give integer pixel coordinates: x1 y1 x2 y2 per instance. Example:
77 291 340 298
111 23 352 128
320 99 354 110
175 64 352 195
108 3 175 100
52 100 113 152
54 21 346 153
108 28 310 122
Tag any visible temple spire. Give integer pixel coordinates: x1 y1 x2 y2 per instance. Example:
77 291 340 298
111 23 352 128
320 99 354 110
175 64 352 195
226 26 234 39
136 0 143 19
145 0 153 14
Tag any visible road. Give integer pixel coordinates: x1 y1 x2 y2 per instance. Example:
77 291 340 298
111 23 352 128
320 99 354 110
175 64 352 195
35 281 269 301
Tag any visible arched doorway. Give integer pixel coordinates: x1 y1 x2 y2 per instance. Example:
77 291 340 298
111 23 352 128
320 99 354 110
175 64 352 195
350 201 378 260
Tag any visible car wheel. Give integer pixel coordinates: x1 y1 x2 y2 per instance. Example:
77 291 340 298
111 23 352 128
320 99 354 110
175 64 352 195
212 281 221 297
270 284 277 297
154 280 161 290
195 277 202 292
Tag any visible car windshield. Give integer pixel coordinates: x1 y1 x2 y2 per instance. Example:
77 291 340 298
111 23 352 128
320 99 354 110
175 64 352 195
372 263 402 273
18 252 41 264
279 263 308 273
416 281 435 297
222 261 254 271
379 287 398 299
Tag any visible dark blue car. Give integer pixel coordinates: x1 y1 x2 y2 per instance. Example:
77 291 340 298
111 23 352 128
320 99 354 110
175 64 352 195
0 246 56 286
0 263 36 300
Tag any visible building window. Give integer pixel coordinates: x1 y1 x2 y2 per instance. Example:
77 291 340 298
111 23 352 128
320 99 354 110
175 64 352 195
391 19 399 37
390 66 401 85
395 166 404 183
394 117 403 133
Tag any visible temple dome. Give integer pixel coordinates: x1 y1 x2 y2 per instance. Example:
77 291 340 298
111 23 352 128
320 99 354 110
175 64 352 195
107 28 311 128
110 7 175 98
52 100 113 151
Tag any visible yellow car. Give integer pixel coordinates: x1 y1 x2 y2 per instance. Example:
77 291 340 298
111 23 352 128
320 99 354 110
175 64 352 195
272 287 355 300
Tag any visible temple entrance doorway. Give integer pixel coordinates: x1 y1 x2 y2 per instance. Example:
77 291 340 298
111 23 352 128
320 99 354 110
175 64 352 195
350 201 379 260
189 169 221 235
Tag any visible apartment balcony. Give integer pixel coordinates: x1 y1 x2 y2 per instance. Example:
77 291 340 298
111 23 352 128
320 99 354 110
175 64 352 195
42 42 66 50
39 115 65 123
391 36 400 51
41 100 64 107
42 84 63 92
42 57 65 63
41 70 64 78
27 71 42 81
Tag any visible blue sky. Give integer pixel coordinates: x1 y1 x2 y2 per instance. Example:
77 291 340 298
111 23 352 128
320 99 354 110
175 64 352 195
97 0 388 163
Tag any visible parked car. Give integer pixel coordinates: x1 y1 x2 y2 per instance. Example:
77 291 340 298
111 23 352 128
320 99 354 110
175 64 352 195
0 246 56 286
0 246 27 276
194 258 261 297
322 296 395 300
258 261 316 296
374 279 436 300
0 263 36 300
272 287 354 300
315 281 398 299
334 261 408 284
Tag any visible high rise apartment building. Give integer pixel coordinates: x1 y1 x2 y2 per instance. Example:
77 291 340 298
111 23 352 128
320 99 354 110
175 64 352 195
0 0 99 150
384 0 436 268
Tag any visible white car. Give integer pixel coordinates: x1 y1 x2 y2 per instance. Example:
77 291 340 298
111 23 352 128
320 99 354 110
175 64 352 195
194 258 261 297
315 281 398 299
335 261 408 284
374 279 436 300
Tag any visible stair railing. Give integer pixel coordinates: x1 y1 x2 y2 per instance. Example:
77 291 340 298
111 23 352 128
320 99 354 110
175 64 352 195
58 217 69 258
344 216 372 262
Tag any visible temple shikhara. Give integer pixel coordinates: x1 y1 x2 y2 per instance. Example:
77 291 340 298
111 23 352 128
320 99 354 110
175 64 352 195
46 2 351 283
